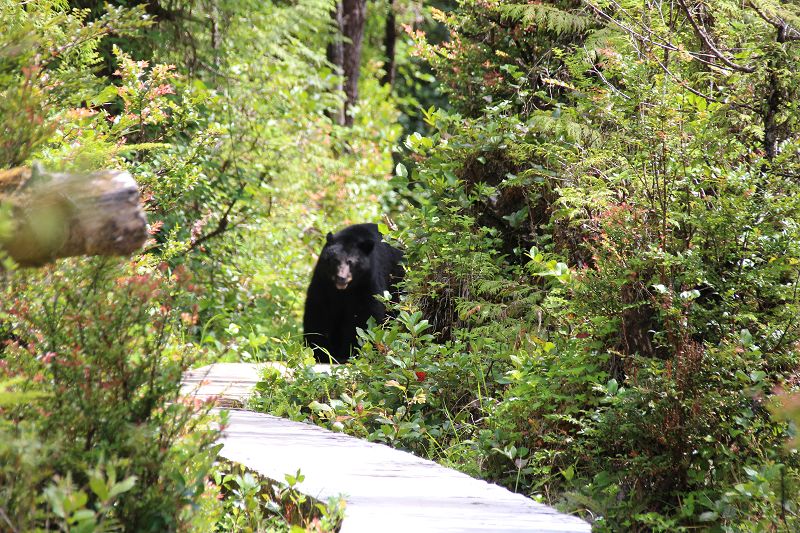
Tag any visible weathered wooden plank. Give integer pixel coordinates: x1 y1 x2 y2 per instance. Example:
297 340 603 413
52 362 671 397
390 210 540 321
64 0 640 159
181 362 272 408
181 363 591 532
218 409 591 532
180 362 331 407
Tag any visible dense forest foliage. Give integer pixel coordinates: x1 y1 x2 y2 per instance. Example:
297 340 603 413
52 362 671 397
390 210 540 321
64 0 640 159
1 0 800 531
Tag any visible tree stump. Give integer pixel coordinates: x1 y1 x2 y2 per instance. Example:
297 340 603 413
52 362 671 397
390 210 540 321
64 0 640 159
0 164 147 266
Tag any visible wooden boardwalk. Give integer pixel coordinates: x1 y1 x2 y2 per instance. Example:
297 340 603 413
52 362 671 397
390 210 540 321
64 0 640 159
180 362 331 407
182 363 591 533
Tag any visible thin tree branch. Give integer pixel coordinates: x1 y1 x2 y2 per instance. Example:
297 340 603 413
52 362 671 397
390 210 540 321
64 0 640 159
652 52 758 112
676 0 756 73
585 0 725 70
747 1 800 41
583 47 631 100
585 3 757 112
187 195 240 252
0 507 18 533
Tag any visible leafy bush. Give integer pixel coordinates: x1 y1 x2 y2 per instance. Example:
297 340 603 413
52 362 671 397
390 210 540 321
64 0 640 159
2 0 407 529
0 259 220 530
255 1 800 531
392 1 800 529
212 462 345 532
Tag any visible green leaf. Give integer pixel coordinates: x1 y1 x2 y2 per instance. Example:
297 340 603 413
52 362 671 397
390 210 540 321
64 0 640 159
739 329 753 346
309 401 333 413
66 491 88 513
89 475 109 501
108 476 137 499
91 84 119 105
71 509 97 525
743 466 758 477
502 207 528 228
396 163 408 178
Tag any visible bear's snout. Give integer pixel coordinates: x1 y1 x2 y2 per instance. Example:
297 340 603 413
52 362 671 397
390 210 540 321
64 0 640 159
335 264 352 289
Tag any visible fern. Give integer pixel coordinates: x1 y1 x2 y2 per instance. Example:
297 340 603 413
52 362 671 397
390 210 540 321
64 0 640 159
526 111 599 146
497 3 593 35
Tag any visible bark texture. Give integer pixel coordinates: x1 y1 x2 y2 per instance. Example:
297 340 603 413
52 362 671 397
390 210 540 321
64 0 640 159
0 165 148 266
327 0 367 126
381 0 397 87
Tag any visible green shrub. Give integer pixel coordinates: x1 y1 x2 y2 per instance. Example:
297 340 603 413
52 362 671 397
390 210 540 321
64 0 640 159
0 259 220 530
254 1 800 527
388 1 800 529
211 462 345 532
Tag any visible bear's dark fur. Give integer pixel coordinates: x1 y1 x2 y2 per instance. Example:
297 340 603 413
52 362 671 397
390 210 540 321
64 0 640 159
303 223 403 363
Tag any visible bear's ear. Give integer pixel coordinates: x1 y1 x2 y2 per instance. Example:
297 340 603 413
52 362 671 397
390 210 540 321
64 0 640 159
326 232 334 244
358 239 375 255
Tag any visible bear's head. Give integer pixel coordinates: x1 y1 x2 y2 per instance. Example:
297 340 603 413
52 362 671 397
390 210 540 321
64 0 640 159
318 232 375 290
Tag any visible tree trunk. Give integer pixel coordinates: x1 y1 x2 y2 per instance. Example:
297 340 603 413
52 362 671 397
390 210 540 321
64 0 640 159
327 2 347 126
328 0 367 126
764 25 788 162
0 165 148 266
381 0 397 87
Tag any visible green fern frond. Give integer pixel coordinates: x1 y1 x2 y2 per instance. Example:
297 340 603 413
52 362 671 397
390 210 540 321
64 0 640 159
497 3 592 35
527 112 598 145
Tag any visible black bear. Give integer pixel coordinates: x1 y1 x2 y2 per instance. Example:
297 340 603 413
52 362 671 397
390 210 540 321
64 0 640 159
303 223 403 363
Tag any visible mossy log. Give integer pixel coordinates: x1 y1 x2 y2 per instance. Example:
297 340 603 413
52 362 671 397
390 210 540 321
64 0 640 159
0 165 147 266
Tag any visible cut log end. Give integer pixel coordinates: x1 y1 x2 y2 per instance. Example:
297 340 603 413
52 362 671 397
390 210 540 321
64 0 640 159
0 166 148 266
